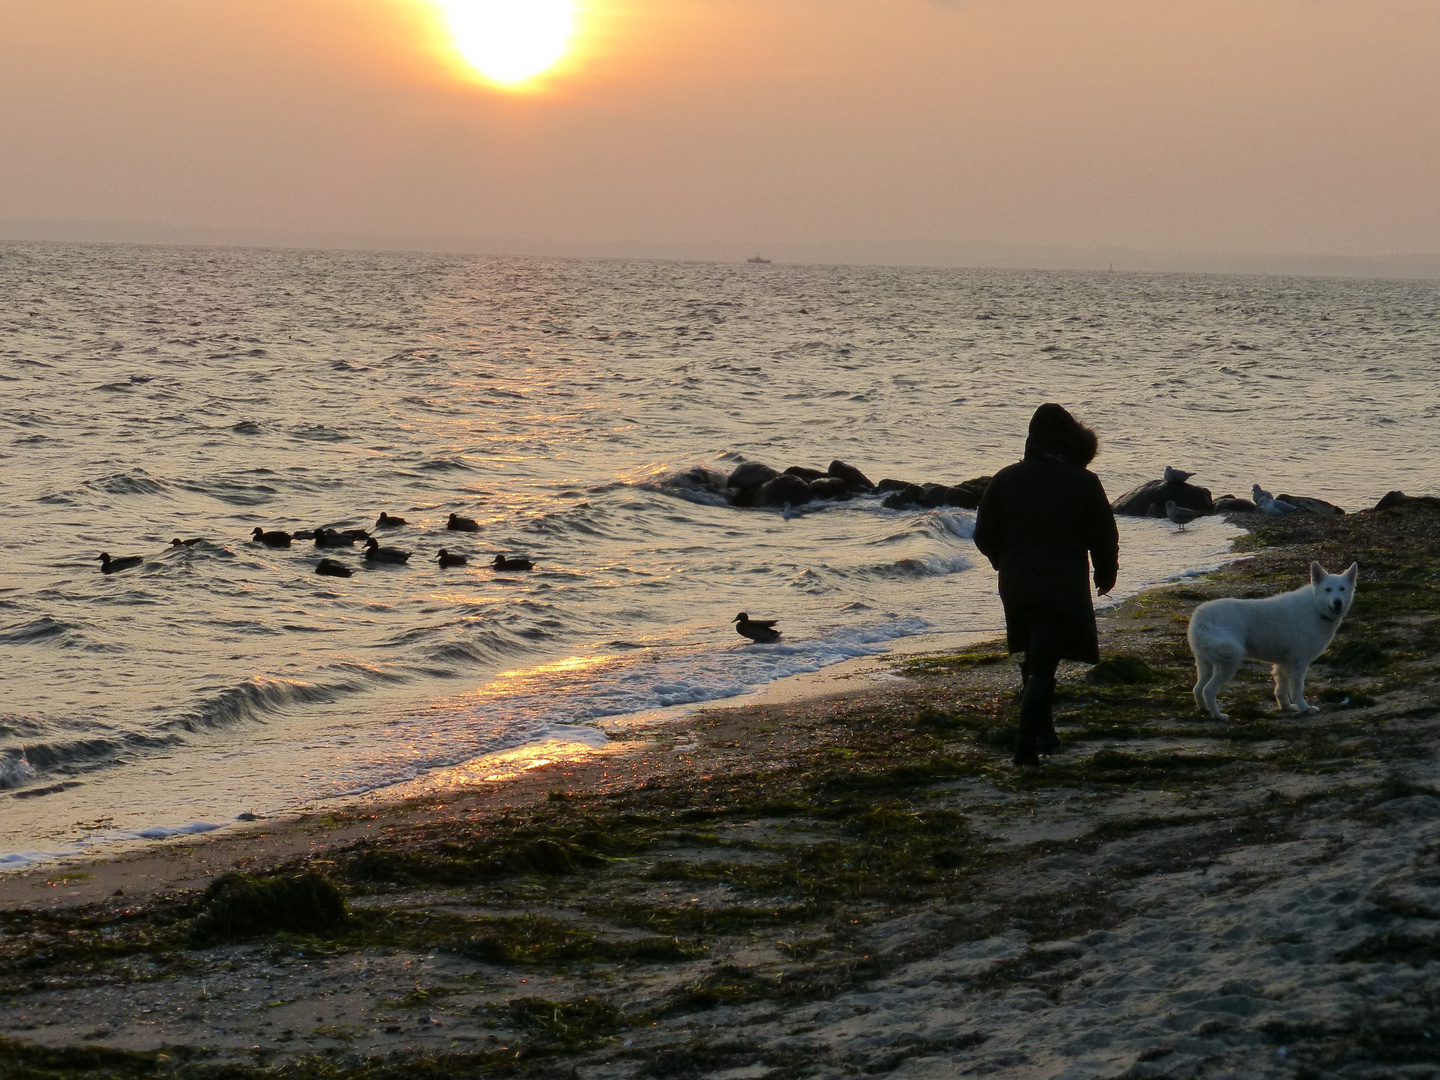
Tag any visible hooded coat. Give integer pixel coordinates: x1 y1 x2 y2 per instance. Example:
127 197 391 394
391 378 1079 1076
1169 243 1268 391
973 405 1119 664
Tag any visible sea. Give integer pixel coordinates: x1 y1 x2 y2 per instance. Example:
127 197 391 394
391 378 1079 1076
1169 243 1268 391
2 242 1437 869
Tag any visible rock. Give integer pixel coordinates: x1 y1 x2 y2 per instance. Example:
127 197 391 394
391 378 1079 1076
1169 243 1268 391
1275 494 1345 516
1111 479 1213 517
808 476 851 500
756 473 814 507
783 466 827 483
918 483 956 508
1214 496 1257 513
1372 490 1440 512
882 484 926 510
955 475 992 505
876 478 913 495
827 460 875 491
727 462 780 492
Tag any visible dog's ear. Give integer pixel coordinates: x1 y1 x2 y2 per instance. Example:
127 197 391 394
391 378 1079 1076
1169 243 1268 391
1344 562 1358 584
1310 561 1326 586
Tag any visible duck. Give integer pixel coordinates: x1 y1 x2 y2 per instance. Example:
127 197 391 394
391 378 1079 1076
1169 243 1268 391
437 549 468 568
492 554 534 572
447 513 481 532
733 612 780 643
170 537 204 548
314 529 357 548
363 537 410 563
1165 500 1197 531
251 527 292 547
315 558 353 578
98 552 143 574
292 529 318 540
1163 466 1195 484
375 512 406 528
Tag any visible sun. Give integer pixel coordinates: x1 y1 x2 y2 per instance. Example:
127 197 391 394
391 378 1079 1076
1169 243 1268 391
437 0 576 87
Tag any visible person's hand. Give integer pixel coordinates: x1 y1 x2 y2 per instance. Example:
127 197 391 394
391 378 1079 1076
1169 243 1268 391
1095 573 1116 596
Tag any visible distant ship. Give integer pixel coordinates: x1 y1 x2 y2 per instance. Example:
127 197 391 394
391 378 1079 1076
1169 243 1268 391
746 255 772 264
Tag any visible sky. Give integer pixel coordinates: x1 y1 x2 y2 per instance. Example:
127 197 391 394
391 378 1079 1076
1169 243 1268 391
2 0 1439 265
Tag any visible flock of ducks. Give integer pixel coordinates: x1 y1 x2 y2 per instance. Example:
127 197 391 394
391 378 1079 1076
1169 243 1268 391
98 511 537 578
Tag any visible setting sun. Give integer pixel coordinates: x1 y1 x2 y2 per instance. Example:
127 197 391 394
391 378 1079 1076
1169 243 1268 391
438 0 576 86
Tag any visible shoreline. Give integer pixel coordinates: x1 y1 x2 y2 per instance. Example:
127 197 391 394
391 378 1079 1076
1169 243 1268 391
0 514 1241 879
1 502 1437 1078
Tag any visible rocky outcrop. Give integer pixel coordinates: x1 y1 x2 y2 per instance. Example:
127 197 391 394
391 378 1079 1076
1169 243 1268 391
1276 495 1345 516
1214 496 1257 513
827 460 875 492
1373 490 1440 512
678 460 990 512
881 477 991 511
727 462 780 494
756 473 814 508
1112 480 1214 517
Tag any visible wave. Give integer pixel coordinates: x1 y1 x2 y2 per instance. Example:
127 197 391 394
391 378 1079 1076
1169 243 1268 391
638 466 732 507
0 616 72 646
179 676 369 731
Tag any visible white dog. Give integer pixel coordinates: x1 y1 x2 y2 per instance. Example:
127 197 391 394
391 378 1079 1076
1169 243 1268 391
1188 561 1358 720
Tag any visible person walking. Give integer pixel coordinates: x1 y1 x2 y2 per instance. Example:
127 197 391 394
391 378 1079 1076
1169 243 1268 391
973 403 1119 766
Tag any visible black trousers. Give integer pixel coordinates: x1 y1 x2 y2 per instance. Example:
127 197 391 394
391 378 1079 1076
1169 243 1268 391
1015 619 1061 766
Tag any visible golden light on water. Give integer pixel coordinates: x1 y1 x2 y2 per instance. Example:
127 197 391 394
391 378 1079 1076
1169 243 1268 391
437 0 577 87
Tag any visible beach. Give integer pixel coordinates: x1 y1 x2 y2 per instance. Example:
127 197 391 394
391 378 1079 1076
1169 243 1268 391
1 500 1437 1079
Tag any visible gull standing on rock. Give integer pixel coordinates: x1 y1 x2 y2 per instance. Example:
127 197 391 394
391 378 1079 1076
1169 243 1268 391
1165 500 1197 531
1252 484 1297 515
1163 467 1194 484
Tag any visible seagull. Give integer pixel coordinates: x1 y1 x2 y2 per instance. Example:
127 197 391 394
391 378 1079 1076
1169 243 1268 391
734 612 781 643
492 554 534 572
447 513 481 532
1165 500 1197 531
314 558 353 578
1251 484 1297 514
375 512 407 528
437 549 468 568
251 527 292 547
98 552 143 574
1163 467 1194 484
363 537 410 563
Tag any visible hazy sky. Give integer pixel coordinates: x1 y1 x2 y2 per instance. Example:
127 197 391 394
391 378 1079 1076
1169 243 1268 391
3 0 1438 257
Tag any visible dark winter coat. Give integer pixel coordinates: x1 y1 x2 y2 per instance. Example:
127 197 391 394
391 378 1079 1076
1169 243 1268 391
973 441 1119 663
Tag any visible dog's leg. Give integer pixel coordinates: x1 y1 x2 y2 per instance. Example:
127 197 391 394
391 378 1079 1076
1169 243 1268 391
1272 663 1293 712
1193 656 1214 713
1201 648 1243 721
1291 660 1317 714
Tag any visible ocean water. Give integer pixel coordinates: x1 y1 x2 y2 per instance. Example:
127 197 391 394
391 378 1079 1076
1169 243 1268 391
2 243 1437 867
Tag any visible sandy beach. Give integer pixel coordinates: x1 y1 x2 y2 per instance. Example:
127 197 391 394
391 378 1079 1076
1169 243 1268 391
2 501 1438 1080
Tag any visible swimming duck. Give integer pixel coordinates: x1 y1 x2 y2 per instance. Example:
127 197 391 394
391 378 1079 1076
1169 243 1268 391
292 529 318 540
364 537 410 563
492 554 534 571
99 552 143 574
733 612 780 643
437 549 468 568
447 513 481 532
251 527 292 547
314 529 357 548
170 537 204 548
1165 500 1197 531
315 558 353 578
375 512 406 528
